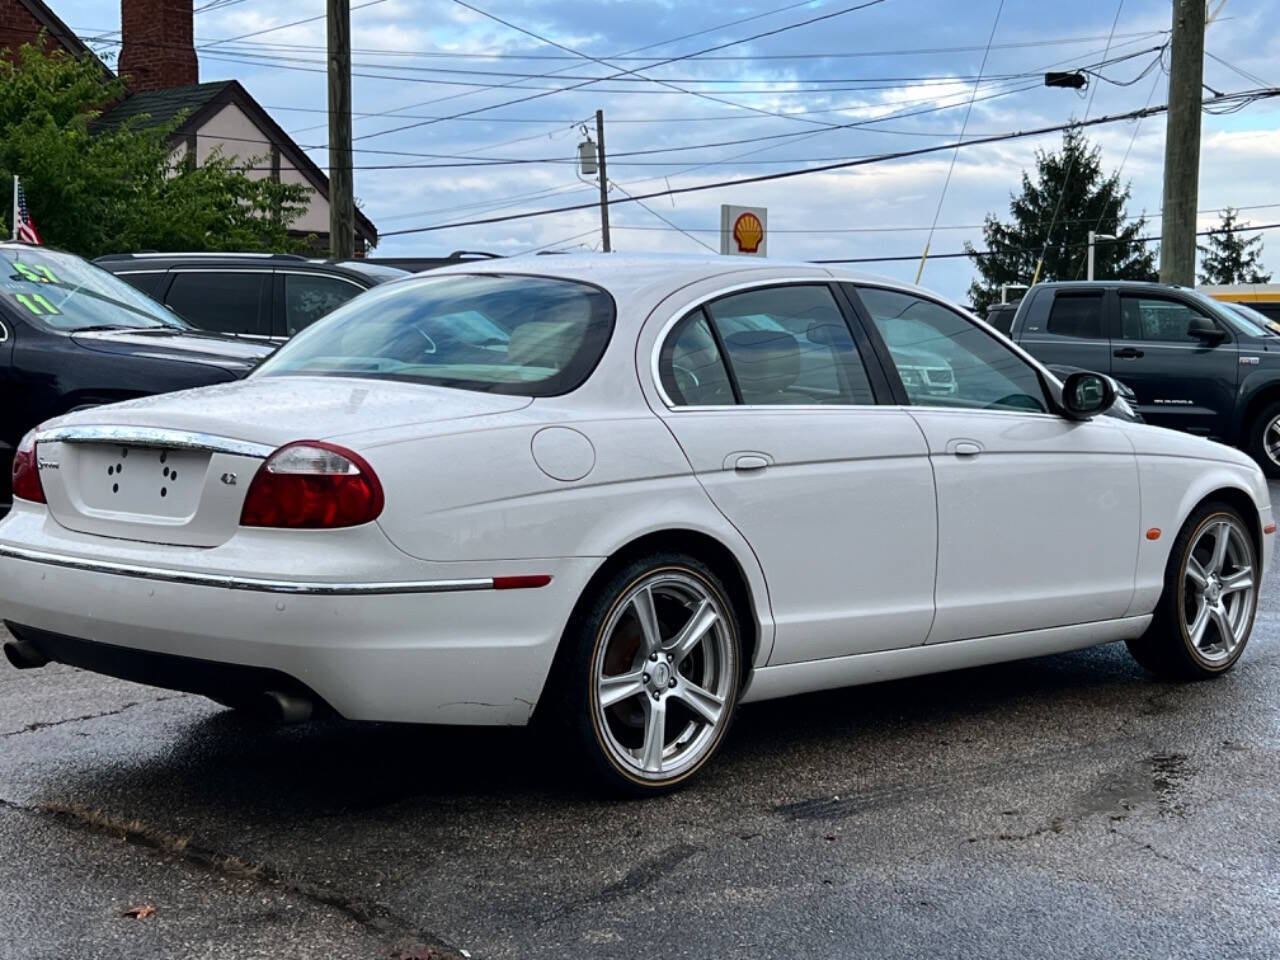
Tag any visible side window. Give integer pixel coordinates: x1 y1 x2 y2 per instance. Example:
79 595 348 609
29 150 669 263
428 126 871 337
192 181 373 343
1046 293 1106 339
284 274 363 336
658 309 735 406
164 272 270 336
704 285 874 405
1120 296 1217 343
857 286 1047 413
114 271 164 298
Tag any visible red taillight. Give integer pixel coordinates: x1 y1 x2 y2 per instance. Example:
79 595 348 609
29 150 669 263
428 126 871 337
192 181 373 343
240 441 383 529
11 430 45 504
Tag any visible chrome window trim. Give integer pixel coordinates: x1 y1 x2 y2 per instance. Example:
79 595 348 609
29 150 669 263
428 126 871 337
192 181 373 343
278 271 365 288
0 543 504 596
650 275 875 410
35 426 275 459
170 267 275 275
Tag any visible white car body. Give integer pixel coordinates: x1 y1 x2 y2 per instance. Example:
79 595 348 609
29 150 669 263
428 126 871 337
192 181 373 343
0 255 1272 730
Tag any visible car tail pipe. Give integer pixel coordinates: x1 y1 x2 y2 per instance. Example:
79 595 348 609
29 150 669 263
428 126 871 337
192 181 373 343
259 690 313 724
3 639 49 670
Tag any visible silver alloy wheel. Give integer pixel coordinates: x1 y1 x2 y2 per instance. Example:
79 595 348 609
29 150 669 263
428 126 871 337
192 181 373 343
1182 516 1256 665
1265 415 1280 468
592 570 735 783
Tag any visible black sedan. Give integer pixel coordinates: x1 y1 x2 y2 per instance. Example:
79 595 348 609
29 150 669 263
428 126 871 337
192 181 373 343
0 244 274 507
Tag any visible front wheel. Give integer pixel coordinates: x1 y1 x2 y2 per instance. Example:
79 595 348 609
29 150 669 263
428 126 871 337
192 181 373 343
548 554 742 796
1246 400 1280 477
1126 502 1258 679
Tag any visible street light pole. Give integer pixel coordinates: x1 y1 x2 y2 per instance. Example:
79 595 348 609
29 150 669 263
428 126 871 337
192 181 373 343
1087 231 1116 281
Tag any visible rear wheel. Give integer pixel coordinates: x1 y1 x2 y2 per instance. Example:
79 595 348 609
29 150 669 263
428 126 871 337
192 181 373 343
1126 502 1258 679
549 554 742 795
1246 400 1280 477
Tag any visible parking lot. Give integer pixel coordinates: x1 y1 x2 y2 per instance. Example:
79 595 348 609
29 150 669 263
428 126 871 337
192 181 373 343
1 489 1278 960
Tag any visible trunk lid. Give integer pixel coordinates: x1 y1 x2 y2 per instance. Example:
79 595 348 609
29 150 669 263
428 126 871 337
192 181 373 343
37 376 532 546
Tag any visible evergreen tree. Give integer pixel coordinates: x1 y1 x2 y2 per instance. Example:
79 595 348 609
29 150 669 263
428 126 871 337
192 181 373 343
966 129 1156 314
1198 208 1272 285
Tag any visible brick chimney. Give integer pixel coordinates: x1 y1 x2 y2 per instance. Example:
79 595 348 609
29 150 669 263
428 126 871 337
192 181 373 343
119 0 198 92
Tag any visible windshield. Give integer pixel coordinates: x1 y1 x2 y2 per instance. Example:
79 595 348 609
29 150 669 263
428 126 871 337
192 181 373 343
1224 301 1280 337
1184 288 1276 338
256 273 615 396
0 246 188 332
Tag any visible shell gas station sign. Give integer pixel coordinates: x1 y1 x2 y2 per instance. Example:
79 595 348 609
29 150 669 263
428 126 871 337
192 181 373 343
720 204 768 257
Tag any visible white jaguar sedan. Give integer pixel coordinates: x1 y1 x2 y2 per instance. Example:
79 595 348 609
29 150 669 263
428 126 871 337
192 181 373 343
1 255 1272 793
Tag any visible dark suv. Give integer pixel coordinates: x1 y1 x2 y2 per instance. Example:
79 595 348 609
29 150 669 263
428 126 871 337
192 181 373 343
95 253 407 342
0 244 274 509
1010 280 1280 474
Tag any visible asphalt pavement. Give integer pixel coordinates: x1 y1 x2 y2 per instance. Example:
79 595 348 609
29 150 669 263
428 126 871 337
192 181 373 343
2 488 1280 959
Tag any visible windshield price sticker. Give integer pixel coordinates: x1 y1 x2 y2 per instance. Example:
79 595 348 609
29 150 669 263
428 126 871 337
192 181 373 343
12 291 60 315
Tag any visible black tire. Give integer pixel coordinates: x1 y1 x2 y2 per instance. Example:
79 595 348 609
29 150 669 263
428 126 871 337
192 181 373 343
543 552 743 797
1126 501 1258 680
1246 400 1280 478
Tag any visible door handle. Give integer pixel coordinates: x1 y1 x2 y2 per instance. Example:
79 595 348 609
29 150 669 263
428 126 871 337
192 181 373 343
951 441 982 458
1113 347 1144 359
734 455 770 472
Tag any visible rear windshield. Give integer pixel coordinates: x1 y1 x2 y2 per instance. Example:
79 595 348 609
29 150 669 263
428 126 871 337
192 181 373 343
0 247 188 331
256 273 615 396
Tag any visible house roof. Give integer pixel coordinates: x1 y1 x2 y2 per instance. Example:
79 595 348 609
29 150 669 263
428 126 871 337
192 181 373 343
99 79 378 245
13 0 96 60
10 0 112 75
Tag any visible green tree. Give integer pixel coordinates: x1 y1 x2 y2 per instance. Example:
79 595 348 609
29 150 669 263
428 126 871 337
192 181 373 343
1198 207 1272 285
0 41 309 257
966 128 1156 314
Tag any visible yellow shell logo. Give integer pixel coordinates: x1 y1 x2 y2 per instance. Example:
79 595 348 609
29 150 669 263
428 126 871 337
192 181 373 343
733 212 764 253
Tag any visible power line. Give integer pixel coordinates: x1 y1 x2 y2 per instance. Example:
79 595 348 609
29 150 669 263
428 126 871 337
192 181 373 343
1033 0 1130 284
918 0 1004 283
197 0 386 51
376 90 1280 238
353 0 892 143
811 220 1280 264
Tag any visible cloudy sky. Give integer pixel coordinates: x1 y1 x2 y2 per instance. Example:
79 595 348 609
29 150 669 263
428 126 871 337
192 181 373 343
51 0 1280 302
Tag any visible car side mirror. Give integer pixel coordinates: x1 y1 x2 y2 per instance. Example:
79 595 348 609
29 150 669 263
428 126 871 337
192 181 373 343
1061 371 1115 420
1187 316 1227 344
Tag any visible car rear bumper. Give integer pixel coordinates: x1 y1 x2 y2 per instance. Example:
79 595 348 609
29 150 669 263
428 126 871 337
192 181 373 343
0 504 599 725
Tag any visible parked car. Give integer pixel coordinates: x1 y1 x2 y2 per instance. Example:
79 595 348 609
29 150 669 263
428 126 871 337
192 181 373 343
985 302 1018 335
1010 280 1280 475
95 253 407 342
1201 284 1280 327
1 257 1270 795
0 243 274 509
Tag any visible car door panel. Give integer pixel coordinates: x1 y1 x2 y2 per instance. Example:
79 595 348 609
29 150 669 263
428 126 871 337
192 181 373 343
849 283 1142 644
663 407 938 663
1110 294 1238 438
649 281 938 665
908 409 1140 643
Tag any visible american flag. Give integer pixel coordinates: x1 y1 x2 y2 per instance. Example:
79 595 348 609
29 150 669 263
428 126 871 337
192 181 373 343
12 177 41 246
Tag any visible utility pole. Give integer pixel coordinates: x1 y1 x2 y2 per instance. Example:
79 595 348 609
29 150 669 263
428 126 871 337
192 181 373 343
595 110 611 253
1159 0 1206 286
327 0 355 259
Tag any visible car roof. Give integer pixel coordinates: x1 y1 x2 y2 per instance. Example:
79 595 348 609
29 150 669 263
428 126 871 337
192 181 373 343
1034 280 1194 292
91 252 403 284
421 252 937 312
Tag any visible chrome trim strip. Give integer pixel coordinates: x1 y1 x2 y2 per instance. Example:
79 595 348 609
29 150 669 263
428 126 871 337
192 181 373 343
0 543 496 596
0 320 8 343
36 426 275 459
